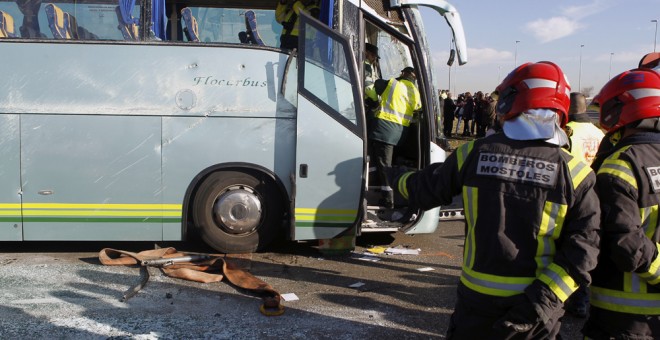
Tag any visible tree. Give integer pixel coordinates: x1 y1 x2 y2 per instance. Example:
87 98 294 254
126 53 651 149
581 86 594 98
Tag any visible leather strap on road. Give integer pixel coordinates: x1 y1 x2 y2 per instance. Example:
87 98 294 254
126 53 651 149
98 247 284 316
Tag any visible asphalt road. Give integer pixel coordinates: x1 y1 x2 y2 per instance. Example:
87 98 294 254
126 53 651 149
0 220 585 339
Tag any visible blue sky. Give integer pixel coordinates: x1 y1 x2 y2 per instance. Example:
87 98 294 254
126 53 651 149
421 0 660 97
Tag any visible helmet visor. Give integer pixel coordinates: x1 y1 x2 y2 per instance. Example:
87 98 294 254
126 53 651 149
599 97 625 129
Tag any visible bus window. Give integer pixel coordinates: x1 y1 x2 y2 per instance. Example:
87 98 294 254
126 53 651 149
301 21 356 126
366 24 414 81
173 7 278 47
0 0 137 40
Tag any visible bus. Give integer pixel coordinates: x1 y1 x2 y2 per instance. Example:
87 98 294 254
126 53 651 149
0 0 467 253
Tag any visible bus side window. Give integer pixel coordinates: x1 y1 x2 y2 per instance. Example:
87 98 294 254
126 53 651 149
116 6 138 40
0 10 17 37
180 7 198 42
44 3 75 39
238 10 264 45
44 3 97 40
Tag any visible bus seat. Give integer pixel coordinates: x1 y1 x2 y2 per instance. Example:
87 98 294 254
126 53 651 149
242 10 264 45
115 6 138 40
45 3 77 39
181 7 199 42
0 11 17 38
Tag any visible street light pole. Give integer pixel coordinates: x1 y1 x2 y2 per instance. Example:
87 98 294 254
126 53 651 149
653 20 658 52
609 52 614 80
514 40 520 67
578 44 584 93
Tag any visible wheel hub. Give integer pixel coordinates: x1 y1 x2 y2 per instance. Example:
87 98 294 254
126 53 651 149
213 186 262 234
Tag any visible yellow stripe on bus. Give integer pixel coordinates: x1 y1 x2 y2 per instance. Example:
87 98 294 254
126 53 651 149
22 203 182 210
0 204 22 209
295 208 358 215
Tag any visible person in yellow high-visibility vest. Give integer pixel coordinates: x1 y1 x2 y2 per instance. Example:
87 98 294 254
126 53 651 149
562 91 604 319
276 0 320 50
368 67 421 209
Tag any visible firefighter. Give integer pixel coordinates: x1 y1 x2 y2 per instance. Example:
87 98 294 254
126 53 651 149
394 61 601 338
581 67 660 339
276 0 320 50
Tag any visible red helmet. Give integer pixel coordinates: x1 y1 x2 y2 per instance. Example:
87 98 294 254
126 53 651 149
593 68 660 133
495 61 571 127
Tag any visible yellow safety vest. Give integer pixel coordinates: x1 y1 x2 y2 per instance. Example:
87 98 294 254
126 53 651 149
566 121 604 165
276 1 319 38
374 78 421 127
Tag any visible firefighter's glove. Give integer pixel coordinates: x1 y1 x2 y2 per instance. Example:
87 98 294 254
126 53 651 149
494 295 542 333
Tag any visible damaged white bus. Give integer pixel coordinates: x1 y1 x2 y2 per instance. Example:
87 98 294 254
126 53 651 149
0 0 467 253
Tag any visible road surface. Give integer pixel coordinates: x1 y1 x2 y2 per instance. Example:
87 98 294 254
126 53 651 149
0 220 585 339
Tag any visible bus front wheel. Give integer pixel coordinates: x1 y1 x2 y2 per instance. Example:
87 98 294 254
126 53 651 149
192 170 283 253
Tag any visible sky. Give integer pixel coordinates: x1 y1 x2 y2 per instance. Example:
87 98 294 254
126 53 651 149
420 0 660 98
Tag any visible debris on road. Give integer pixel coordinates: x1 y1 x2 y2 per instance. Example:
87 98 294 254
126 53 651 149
348 282 366 288
281 293 299 301
98 247 284 316
417 267 435 272
384 247 420 255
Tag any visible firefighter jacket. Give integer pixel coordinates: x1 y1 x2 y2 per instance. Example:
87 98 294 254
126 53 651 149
397 132 601 315
369 77 421 145
587 131 660 332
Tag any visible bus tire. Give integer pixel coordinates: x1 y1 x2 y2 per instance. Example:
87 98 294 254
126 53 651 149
192 170 283 254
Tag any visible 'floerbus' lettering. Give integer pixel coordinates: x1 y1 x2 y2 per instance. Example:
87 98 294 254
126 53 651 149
193 76 268 87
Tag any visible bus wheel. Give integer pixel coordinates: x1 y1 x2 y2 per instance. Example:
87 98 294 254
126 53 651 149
192 171 283 254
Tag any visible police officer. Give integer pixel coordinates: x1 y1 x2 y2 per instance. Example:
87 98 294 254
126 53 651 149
276 0 320 50
394 61 601 338
364 43 381 86
369 67 421 209
582 67 660 339
363 43 382 129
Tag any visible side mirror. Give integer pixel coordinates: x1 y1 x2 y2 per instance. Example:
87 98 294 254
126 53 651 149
447 49 456 66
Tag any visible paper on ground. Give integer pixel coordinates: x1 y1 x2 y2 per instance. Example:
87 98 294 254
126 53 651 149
385 247 420 255
358 256 380 262
417 267 435 272
281 293 299 301
349 282 365 288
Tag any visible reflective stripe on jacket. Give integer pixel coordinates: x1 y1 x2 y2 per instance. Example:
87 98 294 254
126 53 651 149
374 78 421 127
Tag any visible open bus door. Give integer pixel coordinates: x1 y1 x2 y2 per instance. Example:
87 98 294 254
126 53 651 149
291 12 366 241
390 0 468 65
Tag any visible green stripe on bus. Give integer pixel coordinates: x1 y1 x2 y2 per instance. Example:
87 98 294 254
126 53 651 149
0 217 22 222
